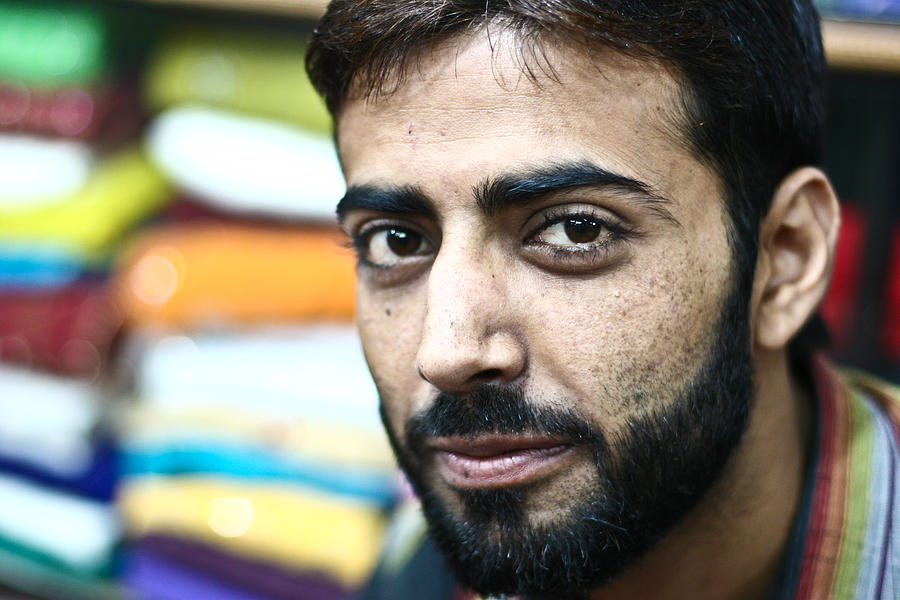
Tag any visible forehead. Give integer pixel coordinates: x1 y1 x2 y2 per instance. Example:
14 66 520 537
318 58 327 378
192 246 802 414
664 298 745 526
337 29 716 218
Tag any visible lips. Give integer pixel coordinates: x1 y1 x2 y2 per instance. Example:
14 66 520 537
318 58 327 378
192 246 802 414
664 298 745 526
430 436 575 490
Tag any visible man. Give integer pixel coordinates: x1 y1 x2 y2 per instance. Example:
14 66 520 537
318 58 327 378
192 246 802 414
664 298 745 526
306 1 900 598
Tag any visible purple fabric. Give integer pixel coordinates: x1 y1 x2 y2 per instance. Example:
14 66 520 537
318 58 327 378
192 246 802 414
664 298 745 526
135 534 349 600
124 548 270 600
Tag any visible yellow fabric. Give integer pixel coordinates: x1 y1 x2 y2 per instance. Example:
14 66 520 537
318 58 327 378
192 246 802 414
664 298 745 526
0 148 170 259
115 224 355 327
119 477 386 586
145 27 331 133
120 405 396 470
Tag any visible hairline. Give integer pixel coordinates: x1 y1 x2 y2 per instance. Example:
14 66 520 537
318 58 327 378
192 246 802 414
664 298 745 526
333 24 737 249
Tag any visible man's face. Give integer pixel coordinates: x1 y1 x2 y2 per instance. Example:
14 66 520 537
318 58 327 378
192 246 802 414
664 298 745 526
337 32 752 597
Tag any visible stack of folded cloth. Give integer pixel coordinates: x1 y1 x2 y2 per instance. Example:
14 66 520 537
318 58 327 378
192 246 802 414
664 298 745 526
0 1 168 290
143 25 341 222
0 360 121 599
0 287 125 599
113 25 397 600
0 3 168 597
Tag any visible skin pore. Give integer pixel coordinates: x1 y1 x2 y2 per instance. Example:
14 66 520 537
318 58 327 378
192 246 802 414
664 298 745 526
336 28 835 600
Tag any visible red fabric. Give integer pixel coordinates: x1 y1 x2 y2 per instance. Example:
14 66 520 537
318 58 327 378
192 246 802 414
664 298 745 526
0 283 122 379
163 195 324 227
164 196 228 223
882 226 900 358
0 79 144 144
820 203 866 349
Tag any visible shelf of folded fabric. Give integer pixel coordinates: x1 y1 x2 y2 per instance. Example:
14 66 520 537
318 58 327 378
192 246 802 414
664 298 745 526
102 18 403 600
0 2 400 597
113 321 397 599
110 221 397 599
0 3 170 597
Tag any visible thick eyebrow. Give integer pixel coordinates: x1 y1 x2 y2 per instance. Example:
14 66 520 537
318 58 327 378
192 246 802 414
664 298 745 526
474 160 679 225
336 184 435 222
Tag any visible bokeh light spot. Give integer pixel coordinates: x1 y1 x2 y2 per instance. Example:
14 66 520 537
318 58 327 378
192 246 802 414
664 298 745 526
206 497 254 538
130 252 181 306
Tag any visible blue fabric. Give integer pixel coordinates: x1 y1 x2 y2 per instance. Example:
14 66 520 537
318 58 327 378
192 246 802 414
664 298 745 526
0 437 117 501
0 245 102 289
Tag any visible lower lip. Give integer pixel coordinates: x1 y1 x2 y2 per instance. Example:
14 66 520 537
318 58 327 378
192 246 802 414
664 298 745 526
435 445 574 490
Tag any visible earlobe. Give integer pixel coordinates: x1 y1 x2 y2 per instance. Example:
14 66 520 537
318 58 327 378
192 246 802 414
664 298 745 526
754 167 841 350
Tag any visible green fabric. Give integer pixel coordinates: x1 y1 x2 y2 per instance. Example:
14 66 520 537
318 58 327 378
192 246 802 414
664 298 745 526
145 27 332 133
0 2 110 86
831 387 873 597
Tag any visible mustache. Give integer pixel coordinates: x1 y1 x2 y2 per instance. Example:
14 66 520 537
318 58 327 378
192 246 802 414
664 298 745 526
405 384 600 450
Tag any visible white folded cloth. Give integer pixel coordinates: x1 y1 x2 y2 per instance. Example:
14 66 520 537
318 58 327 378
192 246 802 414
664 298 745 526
133 325 382 429
0 134 94 207
146 105 345 220
0 365 101 476
0 473 119 573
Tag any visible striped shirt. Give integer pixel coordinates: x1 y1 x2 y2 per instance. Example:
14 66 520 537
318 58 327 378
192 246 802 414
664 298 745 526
770 356 900 599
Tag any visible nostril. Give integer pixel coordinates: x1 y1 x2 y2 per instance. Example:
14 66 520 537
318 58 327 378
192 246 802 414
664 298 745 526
471 368 504 383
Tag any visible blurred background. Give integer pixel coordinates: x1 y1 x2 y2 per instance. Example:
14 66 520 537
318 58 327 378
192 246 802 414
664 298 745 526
0 0 896 598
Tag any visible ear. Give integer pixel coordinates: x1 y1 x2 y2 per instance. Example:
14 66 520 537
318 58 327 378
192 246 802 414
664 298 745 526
752 167 841 350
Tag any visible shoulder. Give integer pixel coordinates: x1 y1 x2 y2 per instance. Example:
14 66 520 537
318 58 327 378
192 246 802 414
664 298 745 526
785 359 900 599
842 368 900 426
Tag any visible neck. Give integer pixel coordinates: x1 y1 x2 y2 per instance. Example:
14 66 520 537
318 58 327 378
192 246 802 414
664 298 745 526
589 348 814 600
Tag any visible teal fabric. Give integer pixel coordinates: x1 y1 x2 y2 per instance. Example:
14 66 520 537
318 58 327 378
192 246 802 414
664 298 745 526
0 243 97 289
0 2 109 86
122 442 398 506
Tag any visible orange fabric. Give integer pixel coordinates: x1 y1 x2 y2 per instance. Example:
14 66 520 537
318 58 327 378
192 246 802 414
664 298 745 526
116 224 355 327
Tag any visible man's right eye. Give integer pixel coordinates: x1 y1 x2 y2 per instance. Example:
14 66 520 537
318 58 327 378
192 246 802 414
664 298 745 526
358 226 433 267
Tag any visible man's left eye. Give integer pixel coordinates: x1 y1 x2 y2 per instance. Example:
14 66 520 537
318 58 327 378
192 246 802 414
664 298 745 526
537 217 608 246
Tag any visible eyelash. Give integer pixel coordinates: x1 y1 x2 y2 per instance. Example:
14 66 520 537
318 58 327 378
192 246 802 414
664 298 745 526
346 221 431 269
345 207 634 275
345 228 381 270
346 226 373 263
526 209 633 259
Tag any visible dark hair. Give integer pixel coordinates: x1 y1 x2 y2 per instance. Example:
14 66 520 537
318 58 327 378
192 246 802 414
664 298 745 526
306 0 828 352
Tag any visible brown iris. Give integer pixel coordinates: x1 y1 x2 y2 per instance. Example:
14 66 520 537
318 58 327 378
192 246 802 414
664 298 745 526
563 218 603 244
386 228 422 256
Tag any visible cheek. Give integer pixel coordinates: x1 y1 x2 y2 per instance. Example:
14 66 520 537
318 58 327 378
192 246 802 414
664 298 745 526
520 238 732 421
356 284 428 428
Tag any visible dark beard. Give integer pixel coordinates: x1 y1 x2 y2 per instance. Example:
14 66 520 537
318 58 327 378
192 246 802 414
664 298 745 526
379 282 753 599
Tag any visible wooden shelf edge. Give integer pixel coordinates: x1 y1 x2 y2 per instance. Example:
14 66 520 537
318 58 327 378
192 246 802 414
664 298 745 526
123 3 900 74
127 0 328 18
822 18 900 73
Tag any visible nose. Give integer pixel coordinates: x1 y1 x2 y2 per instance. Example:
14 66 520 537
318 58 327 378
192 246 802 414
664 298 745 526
415 242 526 393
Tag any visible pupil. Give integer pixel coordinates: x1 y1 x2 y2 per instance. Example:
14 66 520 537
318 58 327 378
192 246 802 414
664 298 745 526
564 218 601 244
387 228 419 255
